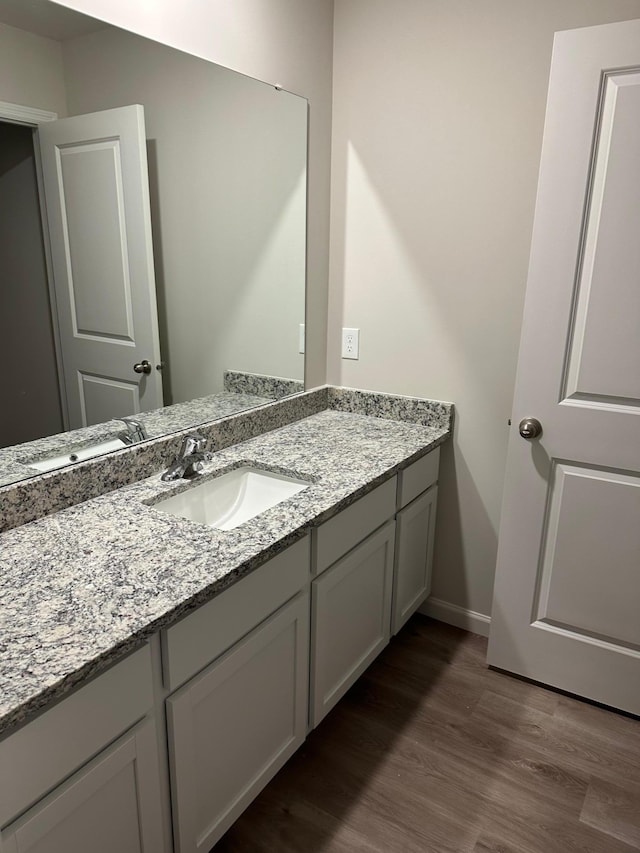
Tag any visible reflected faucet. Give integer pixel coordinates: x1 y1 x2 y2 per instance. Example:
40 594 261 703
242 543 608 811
161 432 210 481
118 416 148 445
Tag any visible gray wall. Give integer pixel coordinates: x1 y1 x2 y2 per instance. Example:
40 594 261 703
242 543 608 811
62 26 307 402
51 0 334 391
0 21 68 114
0 122 63 447
48 0 640 627
328 0 640 622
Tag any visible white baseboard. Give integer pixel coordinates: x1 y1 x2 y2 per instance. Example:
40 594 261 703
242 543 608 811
419 597 491 638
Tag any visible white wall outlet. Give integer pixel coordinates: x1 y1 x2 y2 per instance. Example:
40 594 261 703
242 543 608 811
341 327 360 360
299 323 305 354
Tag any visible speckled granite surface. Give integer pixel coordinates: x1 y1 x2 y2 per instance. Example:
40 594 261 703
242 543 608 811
0 406 450 735
0 388 327 533
0 390 272 489
329 386 453 428
0 385 453 533
224 370 304 400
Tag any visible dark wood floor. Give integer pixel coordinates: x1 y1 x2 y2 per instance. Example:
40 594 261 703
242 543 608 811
214 616 640 852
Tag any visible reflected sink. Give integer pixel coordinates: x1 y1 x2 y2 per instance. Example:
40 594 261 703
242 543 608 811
25 437 129 473
153 466 310 531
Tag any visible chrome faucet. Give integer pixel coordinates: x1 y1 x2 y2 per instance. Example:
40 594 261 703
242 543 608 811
118 416 148 444
161 432 209 481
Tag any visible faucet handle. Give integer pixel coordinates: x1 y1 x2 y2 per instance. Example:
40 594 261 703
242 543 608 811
179 432 207 457
118 416 148 444
161 432 209 481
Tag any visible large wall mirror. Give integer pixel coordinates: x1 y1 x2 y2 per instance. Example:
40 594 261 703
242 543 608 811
0 0 307 487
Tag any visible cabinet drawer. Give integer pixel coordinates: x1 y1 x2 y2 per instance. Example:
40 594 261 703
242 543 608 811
162 535 310 691
0 645 153 828
398 447 440 508
313 478 396 575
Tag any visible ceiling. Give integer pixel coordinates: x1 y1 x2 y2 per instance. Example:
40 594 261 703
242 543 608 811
0 0 104 41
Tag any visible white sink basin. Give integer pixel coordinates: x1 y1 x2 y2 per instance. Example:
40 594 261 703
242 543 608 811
154 466 310 530
26 437 129 473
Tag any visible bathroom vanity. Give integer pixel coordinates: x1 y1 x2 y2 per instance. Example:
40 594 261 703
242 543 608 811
0 389 451 852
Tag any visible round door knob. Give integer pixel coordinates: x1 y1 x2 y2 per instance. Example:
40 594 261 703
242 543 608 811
519 417 542 439
133 360 152 375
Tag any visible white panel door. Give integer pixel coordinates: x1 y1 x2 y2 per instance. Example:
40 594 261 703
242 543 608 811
488 19 640 715
37 105 162 428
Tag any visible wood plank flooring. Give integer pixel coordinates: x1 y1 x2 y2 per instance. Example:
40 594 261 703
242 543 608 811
213 616 640 852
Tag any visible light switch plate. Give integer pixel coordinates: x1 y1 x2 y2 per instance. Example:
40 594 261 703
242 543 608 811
341 328 359 359
299 324 305 354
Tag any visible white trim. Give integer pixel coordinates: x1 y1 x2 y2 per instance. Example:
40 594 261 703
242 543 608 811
0 100 57 125
419 597 491 638
31 129 70 429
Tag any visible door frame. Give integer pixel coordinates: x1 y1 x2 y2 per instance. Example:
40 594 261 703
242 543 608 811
0 100 70 430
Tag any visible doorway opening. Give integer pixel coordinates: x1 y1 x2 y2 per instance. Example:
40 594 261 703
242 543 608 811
0 117 65 448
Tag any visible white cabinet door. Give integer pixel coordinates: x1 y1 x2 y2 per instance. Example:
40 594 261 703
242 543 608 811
488 19 640 714
311 520 395 728
392 485 438 635
38 105 163 428
1 718 166 853
166 591 309 853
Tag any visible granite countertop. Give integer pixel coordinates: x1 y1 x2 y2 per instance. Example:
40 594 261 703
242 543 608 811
0 390 272 488
0 407 449 736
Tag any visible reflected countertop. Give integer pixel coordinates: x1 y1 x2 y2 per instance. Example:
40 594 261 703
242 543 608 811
0 390 272 487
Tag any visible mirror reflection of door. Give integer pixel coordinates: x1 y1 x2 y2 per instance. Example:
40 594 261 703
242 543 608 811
0 104 163 442
0 5 308 472
38 104 163 430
